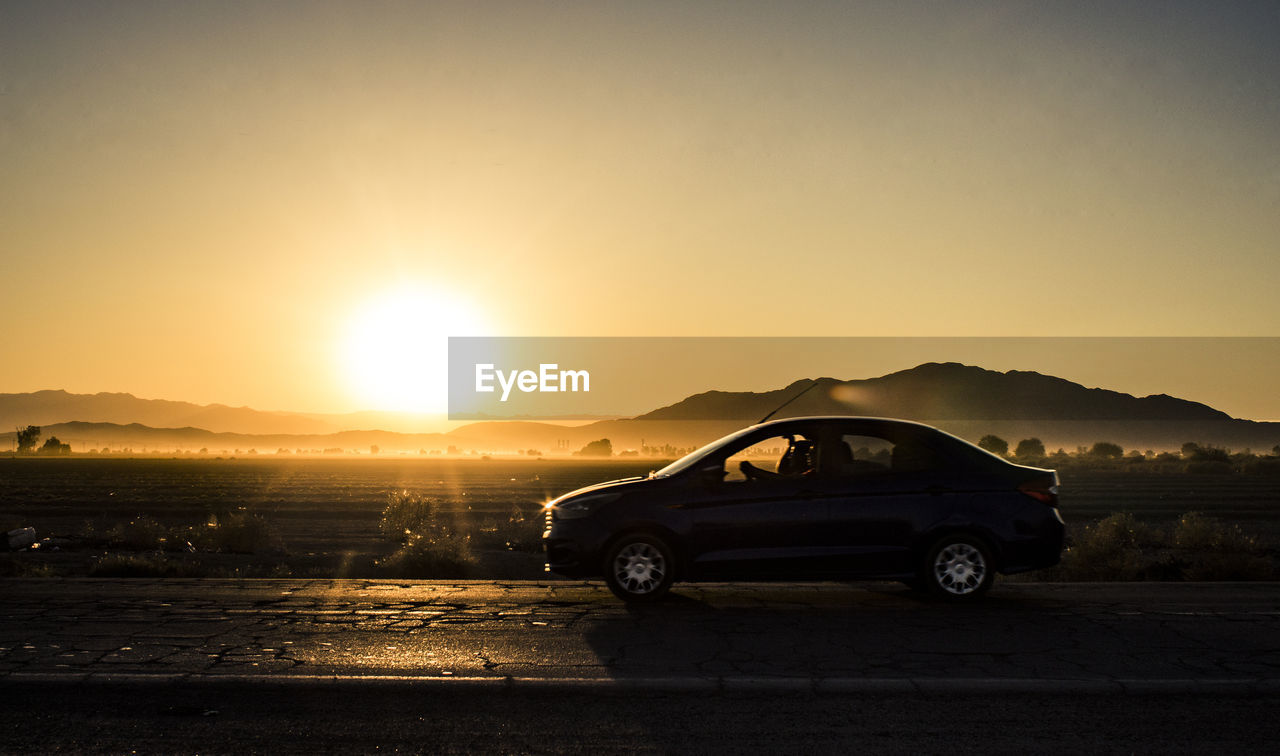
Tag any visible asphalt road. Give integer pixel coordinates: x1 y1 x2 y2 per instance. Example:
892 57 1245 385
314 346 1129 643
2 579 1279 753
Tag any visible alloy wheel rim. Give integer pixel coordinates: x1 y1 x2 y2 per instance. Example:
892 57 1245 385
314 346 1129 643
933 542 986 595
613 542 665 594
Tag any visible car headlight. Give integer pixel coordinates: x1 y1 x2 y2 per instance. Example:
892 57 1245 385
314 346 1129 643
552 492 621 520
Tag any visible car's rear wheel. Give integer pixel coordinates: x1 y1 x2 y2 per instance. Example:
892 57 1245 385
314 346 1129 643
603 534 675 602
921 534 994 599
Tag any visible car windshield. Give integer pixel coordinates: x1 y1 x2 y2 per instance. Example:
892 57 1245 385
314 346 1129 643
650 426 761 478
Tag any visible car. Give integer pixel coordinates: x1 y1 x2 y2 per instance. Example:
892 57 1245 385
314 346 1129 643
543 416 1063 602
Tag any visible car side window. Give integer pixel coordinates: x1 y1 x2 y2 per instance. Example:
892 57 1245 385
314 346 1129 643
826 435 893 478
723 433 817 482
825 434 945 478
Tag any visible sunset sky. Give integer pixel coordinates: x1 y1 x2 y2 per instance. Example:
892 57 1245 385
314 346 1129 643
2 1 1278 418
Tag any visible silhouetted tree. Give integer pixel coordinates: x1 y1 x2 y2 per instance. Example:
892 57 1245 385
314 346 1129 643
1181 442 1201 459
15 425 40 453
38 436 70 455
574 438 613 457
1090 441 1124 459
1014 438 1046 458
1188 445 1230 463
978 435 1008 456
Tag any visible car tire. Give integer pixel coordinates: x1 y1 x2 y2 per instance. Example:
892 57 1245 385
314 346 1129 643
603 534 676 602
920 534 994 600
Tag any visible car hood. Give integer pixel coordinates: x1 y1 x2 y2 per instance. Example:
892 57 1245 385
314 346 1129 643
549 476 650 505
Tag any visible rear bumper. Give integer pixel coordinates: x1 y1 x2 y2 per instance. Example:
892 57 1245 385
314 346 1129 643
999 516 1065 574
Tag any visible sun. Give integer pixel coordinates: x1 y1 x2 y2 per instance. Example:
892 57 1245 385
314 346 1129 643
340 284 489 413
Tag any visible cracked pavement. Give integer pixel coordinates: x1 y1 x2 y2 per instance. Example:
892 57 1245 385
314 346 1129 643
1 579 1278 686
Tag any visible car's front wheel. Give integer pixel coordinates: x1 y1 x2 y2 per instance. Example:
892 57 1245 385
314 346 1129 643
603 534 676 602
921 534 994 599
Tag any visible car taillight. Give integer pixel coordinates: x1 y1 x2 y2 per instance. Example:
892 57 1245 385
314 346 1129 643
1018 479 1059 506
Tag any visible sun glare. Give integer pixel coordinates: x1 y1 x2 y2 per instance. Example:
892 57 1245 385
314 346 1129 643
341 285 489 413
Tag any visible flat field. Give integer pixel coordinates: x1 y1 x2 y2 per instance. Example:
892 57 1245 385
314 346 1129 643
0 457 1277 578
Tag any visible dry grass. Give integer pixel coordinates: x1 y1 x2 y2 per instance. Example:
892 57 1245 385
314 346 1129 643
1046 511 1276 581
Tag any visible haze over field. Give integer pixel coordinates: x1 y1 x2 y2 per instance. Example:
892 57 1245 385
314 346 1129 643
5 363 1278 455
2 2 1277 417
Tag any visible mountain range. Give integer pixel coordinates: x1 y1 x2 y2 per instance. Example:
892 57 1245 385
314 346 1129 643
3 363 1277 454
0 390 459 435
638 362 1232 422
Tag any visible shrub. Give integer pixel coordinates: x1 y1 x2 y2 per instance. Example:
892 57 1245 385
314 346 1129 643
1172 512 1248 552
1185 460 1233 475
1182 444 1230 464
1243 457 1280 476
104 516 171 551
193 512 282 554
1053 512 1275 582
379 533 475 577
382 491 457 541
0 555 55 577
1055 513 1175 581
89 553 177 577
377 491 475 577
1171 512 1273 580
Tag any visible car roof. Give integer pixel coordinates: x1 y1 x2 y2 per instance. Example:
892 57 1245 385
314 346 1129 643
749 416 937 432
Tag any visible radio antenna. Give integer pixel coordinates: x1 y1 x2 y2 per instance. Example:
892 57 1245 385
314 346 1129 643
757 380 820 424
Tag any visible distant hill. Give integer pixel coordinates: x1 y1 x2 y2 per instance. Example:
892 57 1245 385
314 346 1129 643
637 362 1233 423
0 390 339 435
0 390 460 435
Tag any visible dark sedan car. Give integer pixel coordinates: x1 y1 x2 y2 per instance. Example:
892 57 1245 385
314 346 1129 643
543 416 1063 602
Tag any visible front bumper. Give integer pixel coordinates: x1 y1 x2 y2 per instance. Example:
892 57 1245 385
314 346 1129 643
543 513 608 578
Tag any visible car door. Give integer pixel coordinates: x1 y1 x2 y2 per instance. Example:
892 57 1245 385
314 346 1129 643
820 432 958 576
678 432 832 577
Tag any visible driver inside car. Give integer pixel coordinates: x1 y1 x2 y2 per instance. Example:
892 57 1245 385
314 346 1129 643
738 436 817 480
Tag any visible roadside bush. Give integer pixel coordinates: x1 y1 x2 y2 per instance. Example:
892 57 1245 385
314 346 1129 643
377 491 475 577
89 553 178 577
382 491 452 540
104 515 171 551
1185 460 1234 475
1172 512 1273 580
194 512 282 554
379 532 475 577
1243 457 1280 476
0 555 55 577
1051 512 1275 582
1057 512 1176 581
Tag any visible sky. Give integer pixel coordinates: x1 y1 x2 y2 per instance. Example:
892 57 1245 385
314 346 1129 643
2 1 1278 418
